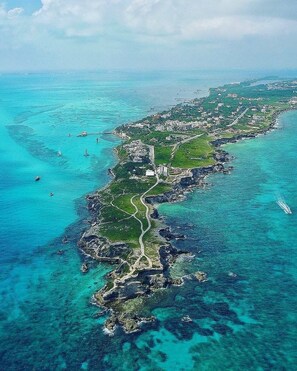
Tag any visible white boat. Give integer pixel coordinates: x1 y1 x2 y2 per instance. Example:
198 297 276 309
57 150 62 157
277 199 292 214
77 131 88 137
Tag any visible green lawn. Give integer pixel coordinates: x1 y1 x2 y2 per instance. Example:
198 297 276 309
171 136 215 168
113 193 136 214
110 178 155 195
155 145 172 165
146 183 172 196
100 217 141 248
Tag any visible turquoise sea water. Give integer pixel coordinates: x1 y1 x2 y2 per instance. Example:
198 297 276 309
0 71 297 370
158 111 297 370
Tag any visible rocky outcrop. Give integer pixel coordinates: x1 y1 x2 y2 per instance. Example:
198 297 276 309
78 146 232 333
77 95 292 334
96 244 184 306
150 208 159 219
159 244 187 272
159 227 185 241
87 241 188 333
145 192 173 204
105 313 155 334
213 149 232 163
146 162 225 206
194 271 208 282
78 181 191 333
211 133 256 147
86 193 101 215
78 227 132 264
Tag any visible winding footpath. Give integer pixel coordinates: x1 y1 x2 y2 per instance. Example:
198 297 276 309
112 146 160 283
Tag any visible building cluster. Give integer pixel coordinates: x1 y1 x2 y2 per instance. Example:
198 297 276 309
145 165 168 178
268 81 297 90
157 165 168 177
121 82 297 148
155 119 204 132
132 98 271 136
124 140 149 163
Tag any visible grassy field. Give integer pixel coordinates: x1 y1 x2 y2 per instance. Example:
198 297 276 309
95 79 297 271
146 182 172 196
100 217 141 248
155 145 172 165
112 193 136 214
109 178 155 195
171 135 215 168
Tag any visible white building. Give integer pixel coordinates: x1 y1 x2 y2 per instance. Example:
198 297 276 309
157 165 168 177
146 170 155 177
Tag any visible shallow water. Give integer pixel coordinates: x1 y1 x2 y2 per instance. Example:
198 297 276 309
0 71 297 370
158 111 297 370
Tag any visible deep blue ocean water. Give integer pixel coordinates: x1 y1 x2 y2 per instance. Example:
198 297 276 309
0 70 297 370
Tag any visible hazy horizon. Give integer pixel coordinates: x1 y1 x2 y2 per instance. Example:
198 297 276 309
1 0 297 72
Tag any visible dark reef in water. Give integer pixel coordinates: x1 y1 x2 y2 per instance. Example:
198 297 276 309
77 79 297 333
78 157 232 333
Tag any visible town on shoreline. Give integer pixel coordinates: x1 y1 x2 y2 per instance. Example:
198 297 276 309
78 77 297 334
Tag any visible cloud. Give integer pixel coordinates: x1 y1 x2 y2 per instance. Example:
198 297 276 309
181 16 297 40
0 5 27 49
0 0 297 71
123 0 297 41
32 0 124 37
7 7 24 18
0 0 294 44
0 5 24 19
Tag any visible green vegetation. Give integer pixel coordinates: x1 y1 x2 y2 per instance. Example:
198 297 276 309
113 162 145 180
116 146 128 161
100 217 141 248
113 193 136 214
79 78 297 333
92 78 297 282
172 136 215 168
146 183 172 196
155 145 172 165
109 178 155 195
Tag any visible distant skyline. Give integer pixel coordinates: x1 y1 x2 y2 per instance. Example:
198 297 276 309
1 0 297 72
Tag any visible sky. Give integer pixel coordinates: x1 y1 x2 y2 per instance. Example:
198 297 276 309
0 0 297 72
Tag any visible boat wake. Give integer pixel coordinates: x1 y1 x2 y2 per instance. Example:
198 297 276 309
276 198 292 214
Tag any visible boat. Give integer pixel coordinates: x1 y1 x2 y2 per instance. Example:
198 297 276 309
84 149 90 157
77 131 88 137
57 150 62 157
277 199 292 214
35 176 41 181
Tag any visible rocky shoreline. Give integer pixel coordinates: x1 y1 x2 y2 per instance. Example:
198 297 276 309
77 101 292 334
78 138 237 333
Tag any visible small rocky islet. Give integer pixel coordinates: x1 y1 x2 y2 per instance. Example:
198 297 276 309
78 78 297 333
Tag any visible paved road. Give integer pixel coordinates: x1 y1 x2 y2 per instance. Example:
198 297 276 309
227 108 249 127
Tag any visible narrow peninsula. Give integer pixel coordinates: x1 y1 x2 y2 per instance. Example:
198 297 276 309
78 78 297 333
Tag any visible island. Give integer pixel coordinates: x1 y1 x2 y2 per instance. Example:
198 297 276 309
78 78 297 334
